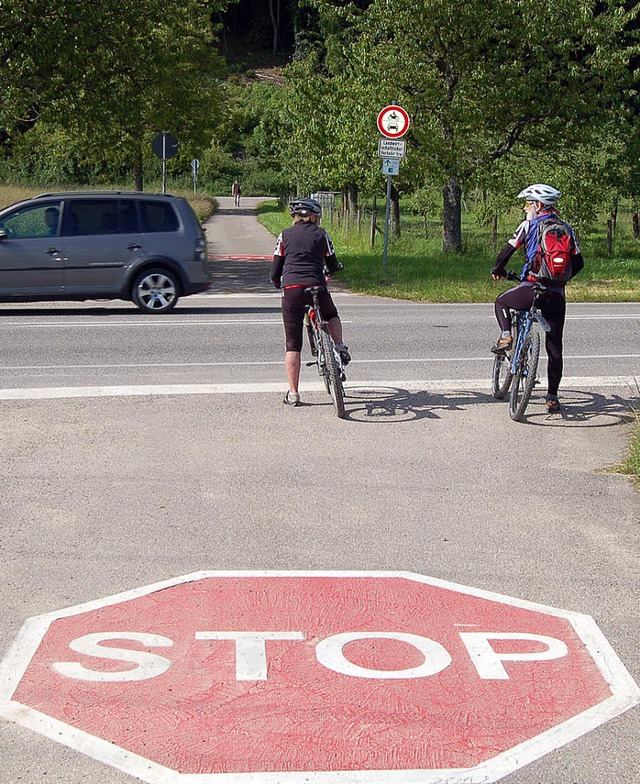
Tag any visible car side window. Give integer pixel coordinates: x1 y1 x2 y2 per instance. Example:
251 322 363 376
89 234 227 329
118 201 139 233
65 199 140 236
0 202 62 239
141 201 180 232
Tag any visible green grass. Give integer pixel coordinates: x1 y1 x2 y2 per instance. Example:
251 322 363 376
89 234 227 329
256 200 640 303
617 415 640 486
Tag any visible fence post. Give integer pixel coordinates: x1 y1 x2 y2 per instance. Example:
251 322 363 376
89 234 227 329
370 211 377 247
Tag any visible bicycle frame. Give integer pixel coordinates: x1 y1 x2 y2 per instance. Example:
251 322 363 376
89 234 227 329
305 297 325 364
510 288 551 375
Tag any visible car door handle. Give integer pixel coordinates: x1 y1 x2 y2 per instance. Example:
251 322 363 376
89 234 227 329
127 243 141 251
47 247 61 255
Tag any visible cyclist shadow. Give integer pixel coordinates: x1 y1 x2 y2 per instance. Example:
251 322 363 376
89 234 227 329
342 386 497 423
517 389 637 428
341 386 636 427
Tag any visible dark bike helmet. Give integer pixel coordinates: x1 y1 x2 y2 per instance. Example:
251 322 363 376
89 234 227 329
289 198 322 217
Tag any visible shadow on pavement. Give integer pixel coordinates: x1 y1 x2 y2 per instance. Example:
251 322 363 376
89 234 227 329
522 389 637 428
213 207 264 217
339 386 636 427
209 258 273 295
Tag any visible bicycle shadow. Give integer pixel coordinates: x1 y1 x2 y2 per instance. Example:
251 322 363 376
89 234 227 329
515 389 637 428
339 386 636 427
341 386 496 423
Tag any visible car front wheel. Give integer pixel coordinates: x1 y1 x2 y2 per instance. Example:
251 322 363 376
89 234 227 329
131 268 179 313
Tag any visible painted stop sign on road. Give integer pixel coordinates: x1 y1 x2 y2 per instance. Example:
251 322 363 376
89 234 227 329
1 571 638 783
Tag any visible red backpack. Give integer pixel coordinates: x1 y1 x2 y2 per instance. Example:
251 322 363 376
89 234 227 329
532 216 573 282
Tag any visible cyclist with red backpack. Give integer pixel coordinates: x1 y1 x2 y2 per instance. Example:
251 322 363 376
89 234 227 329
491 184 584 413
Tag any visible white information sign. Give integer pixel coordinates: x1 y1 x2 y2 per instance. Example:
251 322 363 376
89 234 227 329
378 139 407 159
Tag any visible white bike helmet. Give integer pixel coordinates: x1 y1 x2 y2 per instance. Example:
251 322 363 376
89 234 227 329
517 184 562 206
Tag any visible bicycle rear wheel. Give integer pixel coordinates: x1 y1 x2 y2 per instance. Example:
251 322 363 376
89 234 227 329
320 329 345 418
491 351 513 399
509 330 541 421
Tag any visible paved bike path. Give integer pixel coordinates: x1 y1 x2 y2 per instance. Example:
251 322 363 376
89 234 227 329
204 195 276 295
204 195 350 295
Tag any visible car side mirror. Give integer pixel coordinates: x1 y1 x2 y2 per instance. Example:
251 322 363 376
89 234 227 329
0 229 7 240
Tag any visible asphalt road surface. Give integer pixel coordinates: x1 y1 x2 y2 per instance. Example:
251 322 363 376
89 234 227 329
0 196 638 784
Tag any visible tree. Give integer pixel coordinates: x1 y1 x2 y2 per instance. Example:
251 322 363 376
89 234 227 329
300 0 633 251
0 0 233 188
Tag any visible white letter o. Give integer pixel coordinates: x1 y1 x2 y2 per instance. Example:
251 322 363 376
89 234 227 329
315 632 452 679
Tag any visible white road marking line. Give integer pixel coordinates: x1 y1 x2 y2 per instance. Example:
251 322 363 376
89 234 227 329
2 361 284 370
356 354 640 363
0 319 287 328
0 377 636 401
567 314 640 320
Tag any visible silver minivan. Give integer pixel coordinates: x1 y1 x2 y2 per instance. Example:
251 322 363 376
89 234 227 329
0 191 210 312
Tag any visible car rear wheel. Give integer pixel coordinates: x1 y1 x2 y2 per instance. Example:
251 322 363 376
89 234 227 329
131 268 179 313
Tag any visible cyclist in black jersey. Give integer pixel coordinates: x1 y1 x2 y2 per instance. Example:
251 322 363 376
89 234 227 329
270 198 350 407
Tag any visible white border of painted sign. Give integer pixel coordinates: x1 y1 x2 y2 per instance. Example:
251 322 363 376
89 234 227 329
0 570 638 784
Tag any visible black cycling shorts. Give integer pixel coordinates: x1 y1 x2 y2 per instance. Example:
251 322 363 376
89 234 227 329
281 286 339 352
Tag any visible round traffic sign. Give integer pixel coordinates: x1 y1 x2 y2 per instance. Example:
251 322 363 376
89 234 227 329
377 105 410 138
1 571 637 783
151 132 179 160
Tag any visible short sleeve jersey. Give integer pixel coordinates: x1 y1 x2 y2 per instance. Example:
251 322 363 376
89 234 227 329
273 221 337 287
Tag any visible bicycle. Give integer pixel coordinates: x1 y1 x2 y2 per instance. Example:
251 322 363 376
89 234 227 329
491 272 551 421
304 285 346 418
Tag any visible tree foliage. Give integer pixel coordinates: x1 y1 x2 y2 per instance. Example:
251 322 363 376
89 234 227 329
0 0 233 187
282 0 638 250
2 0 640 253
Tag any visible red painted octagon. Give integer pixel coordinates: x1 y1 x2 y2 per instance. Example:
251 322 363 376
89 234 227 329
0 571 638 784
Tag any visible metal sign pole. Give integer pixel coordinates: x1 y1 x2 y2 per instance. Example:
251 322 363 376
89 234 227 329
382 174 392 271
191 159 199 194
152 132 178 193
162 132 167 194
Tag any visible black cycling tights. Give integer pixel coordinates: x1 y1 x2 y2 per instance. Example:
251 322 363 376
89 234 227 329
495 281 567 397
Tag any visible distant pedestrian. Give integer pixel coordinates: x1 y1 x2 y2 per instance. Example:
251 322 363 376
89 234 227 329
232 180 242 207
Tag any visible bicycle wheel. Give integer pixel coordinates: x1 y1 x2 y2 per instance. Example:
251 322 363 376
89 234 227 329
509 330 541 421
491 351 513 399
320 329 345 418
